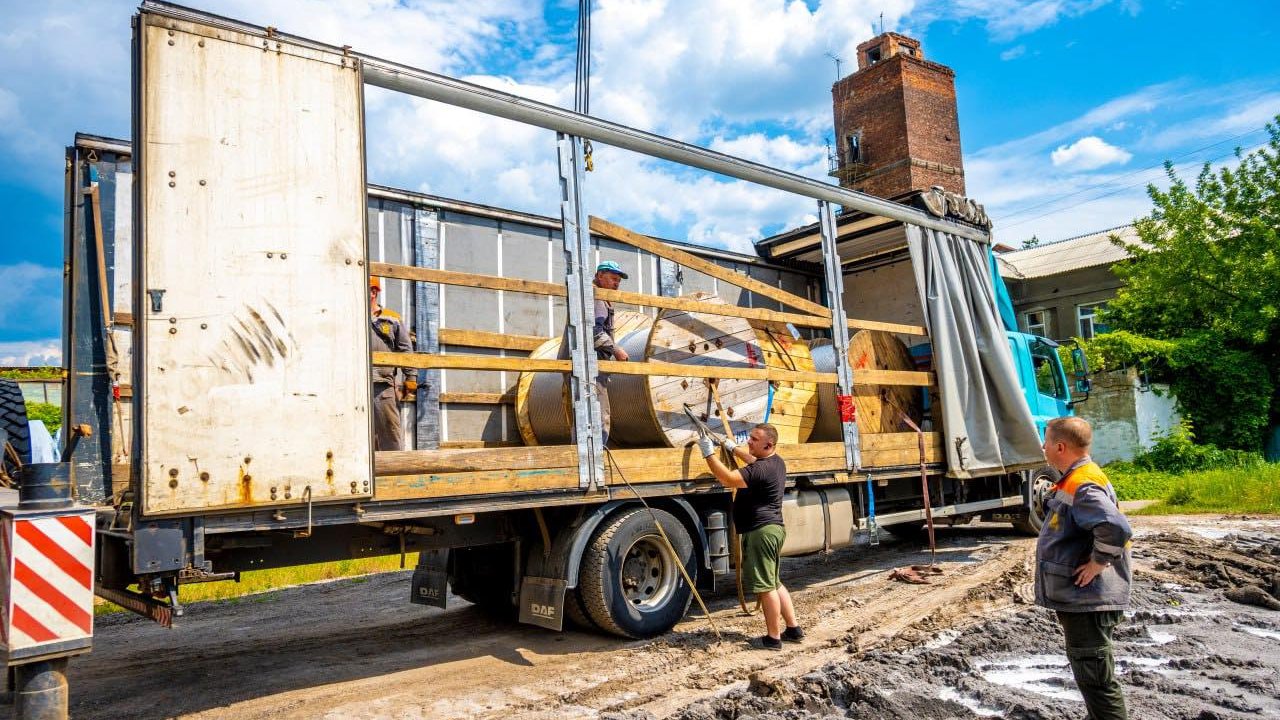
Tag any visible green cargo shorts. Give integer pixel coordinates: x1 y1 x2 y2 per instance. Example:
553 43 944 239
740 524 786 594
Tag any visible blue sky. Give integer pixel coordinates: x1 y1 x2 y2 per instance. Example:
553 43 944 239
1 0 1278 364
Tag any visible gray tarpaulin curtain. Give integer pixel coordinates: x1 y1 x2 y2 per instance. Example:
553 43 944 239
905 225 1044 478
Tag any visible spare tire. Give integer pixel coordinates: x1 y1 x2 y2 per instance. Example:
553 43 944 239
0 379 31 479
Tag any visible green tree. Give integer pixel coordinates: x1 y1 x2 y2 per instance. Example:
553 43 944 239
1105 118 1280 450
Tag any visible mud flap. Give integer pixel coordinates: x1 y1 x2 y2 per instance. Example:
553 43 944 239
410 549 449 609
518 576 566 631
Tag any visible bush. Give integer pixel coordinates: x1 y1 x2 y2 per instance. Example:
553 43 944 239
1131 419 1264 473
24 402 62 436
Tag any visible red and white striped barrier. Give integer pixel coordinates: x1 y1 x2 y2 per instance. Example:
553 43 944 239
1 511 96 658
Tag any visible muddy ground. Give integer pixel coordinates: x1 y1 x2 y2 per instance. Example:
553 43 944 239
3 514 1277 719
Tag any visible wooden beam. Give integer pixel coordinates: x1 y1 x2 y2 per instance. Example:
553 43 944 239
375 352 568 372
439 328 547 352
376 352 933 386
376 445 576 475
373 260 926 336
601 359 834 384
439 391 516 405
372 262 566 297
590 216 833 318
371 434 943 499
601 288 925 336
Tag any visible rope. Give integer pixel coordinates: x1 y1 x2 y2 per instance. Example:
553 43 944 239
604 447 721 641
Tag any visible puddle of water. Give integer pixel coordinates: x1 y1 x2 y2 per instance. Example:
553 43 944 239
1236 625 1280 641
1146 628 1177 645
1120 657 1167 669
938 687 1002 717
925 629 961 649
977 655 1082 703
1186 527 1233 540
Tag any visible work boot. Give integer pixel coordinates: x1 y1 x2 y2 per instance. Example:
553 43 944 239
782 626 805 643
754 635 783 651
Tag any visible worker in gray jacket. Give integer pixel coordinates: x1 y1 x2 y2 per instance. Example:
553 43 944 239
369 276 412 451
560 261 630 445
1035 416 1133 720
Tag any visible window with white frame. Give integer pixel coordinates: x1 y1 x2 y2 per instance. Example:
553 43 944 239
1077 302 1109 340
1025 310 1047 337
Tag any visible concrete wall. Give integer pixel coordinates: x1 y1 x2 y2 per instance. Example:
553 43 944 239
1073 368 1180 465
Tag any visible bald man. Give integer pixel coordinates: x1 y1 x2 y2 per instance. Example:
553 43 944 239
1035 416 1132 720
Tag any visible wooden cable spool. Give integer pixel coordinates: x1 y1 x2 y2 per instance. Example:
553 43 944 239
515 310 652 446
809 330 924 440
515 294 815 447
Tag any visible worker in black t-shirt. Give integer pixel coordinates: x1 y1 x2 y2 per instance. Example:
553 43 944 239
699 423 803 650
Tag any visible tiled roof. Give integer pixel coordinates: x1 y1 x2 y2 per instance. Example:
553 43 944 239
997 225 1140 279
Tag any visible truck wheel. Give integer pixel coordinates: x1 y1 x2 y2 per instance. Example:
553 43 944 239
0 379 31 479
579 508 696 639
563 587 598 631
1012 466 1059 535
449 544 518 620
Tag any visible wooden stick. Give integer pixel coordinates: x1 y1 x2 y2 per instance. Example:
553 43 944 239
439 328 546 352
439 391 516 405
374 351 935 387
85 186 113 330
372 260 926 336
589 216 832 318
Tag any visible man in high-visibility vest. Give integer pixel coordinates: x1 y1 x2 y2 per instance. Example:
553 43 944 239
1035 416 1132 720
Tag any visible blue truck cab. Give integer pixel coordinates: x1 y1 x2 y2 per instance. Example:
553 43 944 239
989 250 1088 441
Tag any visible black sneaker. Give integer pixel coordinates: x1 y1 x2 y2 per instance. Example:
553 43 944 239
781 626 805 643
755 635 783 650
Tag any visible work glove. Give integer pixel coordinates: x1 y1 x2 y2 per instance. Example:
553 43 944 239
721 435 737 453
697 435 717 459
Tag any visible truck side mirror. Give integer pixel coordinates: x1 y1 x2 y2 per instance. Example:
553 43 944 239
1068 345 1091 405
1069 347 1089 377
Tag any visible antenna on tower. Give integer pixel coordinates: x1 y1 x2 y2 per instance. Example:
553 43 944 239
824 51 842 81
879 12 885 34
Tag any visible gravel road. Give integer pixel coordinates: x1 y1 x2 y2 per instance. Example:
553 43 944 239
3 515 1275 720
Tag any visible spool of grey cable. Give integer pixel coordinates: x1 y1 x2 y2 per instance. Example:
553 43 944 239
516 294 776 447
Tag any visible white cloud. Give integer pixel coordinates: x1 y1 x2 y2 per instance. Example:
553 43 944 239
1050 136 1132 170
0 340 61 368
999 45 1026 60
920 0 1118 41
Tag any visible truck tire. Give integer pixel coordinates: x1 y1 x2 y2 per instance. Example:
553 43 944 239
0 379 31 479
449 544 518 620
1012 466 1060 535
578 507 696 639
563 587 598 631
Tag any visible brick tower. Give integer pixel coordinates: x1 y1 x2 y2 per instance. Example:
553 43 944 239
829 32 965 199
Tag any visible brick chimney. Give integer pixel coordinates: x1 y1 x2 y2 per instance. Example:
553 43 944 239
829 32 966 199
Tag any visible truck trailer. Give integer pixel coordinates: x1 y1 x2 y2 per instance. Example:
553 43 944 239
0 1 1088 710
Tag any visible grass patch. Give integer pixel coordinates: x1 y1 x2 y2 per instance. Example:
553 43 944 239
1108 463 1280 515
96 553 419 616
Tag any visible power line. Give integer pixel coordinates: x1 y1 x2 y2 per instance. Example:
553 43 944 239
998 142 1258 233
996 126 1268 225
996 128 1270 233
